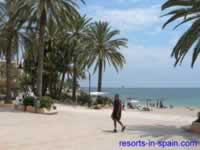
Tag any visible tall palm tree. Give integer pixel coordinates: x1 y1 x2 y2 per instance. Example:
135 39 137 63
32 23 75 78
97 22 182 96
162 0 200 66
15 0 85 98
45 23 74 98
87 21 127 92
0 0 23 102
67 15 91 102
22 30 39 94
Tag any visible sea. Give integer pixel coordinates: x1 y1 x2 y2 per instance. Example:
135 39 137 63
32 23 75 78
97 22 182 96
82 88 200 107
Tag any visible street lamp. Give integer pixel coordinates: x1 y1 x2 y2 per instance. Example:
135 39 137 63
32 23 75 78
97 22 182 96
86 70 91 96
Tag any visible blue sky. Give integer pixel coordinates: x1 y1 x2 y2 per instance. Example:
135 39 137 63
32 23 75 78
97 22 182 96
79 0 200 88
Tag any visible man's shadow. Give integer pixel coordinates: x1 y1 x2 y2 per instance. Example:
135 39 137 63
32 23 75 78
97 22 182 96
103 130 115 134
103 124 200 141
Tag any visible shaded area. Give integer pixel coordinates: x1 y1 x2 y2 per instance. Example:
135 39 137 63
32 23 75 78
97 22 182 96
0 108 31 114
126 124 200 141
0 108 19 113
103 130 115 134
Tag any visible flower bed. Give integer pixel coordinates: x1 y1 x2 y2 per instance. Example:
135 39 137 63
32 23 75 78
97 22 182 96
0 101 15 109
14 96 58 115
0 103 15 109
0 99 58 115
15 104 58 115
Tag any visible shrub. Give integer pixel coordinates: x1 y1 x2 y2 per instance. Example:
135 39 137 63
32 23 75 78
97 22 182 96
78 91 92 106
0 88 6 95
59 93 73 102
96 96 113 105
40 96 53 110
96 97 104 105
104 96 113 105
23 96 35 107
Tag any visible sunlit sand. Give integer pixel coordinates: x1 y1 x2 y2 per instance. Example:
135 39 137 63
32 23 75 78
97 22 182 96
0 104 199 150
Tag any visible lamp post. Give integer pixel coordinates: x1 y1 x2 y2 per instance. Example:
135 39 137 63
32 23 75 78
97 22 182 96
17 61 24 92
67 63 77 105
86 70 91 96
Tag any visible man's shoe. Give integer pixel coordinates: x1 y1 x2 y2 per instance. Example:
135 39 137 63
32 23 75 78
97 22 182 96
121 126 126 132
113 129 117 133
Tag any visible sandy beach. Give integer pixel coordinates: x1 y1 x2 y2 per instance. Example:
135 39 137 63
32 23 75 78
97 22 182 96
0 104 199 150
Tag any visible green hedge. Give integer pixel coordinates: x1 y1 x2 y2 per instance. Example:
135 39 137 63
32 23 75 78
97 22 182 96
96 96 113 105
78 91 92 106
40 96 53 110
23 96 35 106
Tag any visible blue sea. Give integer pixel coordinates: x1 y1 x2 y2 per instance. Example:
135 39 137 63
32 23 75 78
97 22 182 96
83 88 200 107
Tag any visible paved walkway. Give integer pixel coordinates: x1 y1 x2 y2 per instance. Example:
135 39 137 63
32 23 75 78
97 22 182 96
0 105 199 150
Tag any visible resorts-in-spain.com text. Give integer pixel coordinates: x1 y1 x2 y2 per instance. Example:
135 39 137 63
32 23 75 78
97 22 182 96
119 140 198 148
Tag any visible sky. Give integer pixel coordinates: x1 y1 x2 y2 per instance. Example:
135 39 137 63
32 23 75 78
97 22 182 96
79 0 200 88
1 0 199 88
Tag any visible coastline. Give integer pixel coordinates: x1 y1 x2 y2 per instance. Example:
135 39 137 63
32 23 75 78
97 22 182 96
58 103 200 117
82 87 200 107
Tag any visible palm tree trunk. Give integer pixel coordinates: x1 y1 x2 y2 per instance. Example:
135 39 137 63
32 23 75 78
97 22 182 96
35 10 46 112
37 10 46 98
97 59 103 92
42 74 48 96
59 72 66 98
72 58 77 103
5 35 13 103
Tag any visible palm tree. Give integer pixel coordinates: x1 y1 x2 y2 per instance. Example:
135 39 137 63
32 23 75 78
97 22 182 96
87 21 127 92
15 0 85 98
45 24 74 98
0 0 23 102
22 31 39 94
162 0 200 66
67 15 91 102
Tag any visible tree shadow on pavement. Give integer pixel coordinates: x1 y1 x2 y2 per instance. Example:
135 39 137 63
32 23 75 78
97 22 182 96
0 108 23 113
126 124 200 142
103 130 115 134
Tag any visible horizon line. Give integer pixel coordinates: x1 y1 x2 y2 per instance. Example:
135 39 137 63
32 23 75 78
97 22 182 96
80 87 200 89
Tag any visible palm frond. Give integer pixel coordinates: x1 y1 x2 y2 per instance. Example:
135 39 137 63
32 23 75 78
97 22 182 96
162 0 193 10
162 0 200 67
171 19 200 66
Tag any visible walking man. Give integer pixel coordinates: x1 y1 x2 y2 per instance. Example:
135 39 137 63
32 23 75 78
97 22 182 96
111 94 126 133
